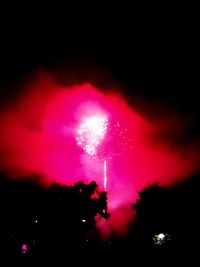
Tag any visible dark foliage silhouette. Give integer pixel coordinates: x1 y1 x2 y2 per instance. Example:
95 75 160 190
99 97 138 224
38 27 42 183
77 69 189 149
0 173 108 261
1 172 200 265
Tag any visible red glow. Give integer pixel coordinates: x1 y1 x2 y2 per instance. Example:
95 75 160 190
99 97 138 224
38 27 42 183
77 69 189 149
0 73 199 238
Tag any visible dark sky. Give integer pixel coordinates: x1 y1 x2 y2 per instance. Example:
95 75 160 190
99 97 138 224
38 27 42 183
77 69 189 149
0 15 199 115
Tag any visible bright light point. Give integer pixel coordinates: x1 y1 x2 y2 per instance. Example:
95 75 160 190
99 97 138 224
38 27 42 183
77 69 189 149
157 233 165 240
35 219 38 224
153 233 170 245
81 219 86 223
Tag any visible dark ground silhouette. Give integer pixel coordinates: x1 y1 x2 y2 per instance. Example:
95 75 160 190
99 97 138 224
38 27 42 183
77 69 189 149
0 172 200 265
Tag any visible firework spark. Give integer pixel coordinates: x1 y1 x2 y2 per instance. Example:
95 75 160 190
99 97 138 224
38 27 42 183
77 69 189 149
96 121 132 160
76 115 108 189
103 159 107 190
76 115 108 157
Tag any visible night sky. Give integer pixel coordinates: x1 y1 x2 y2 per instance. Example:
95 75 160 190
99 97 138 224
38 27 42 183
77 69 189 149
1 16 199 108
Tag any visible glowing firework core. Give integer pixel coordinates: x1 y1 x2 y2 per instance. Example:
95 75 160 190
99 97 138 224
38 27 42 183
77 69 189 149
76 115 108 156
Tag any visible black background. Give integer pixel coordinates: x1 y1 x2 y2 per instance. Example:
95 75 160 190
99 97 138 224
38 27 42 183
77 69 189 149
0 10 199 123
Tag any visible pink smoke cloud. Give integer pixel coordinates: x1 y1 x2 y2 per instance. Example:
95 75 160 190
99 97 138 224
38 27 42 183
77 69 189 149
0 72 199 238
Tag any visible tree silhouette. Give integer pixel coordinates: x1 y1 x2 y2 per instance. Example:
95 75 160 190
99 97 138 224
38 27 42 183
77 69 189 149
0 173 109 260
